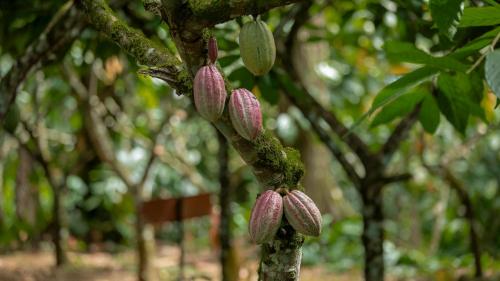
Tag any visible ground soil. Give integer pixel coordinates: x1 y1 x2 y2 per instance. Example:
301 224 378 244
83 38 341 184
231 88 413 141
0 245 365 281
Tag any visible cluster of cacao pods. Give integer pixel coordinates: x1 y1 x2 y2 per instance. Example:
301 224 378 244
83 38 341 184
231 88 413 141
194 36 264 141
249 189 322 244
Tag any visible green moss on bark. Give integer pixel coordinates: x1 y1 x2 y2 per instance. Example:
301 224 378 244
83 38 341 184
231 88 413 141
253 131 305 188
83 0 179 67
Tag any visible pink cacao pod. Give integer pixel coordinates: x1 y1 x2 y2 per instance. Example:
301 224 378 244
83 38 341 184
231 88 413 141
208 37 218 64
249 190 283 244
283 190 322 236
228 88 262 140
194 64 227 122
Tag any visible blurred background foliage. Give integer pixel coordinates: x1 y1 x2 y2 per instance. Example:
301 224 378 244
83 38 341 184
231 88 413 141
1 0 500 280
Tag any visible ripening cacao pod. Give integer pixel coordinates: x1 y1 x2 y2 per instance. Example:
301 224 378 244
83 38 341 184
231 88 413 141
208 37 218 64
239 19 276 76
194 64 227 122
249 190 283 244
283 190 322 236
228 88 262 140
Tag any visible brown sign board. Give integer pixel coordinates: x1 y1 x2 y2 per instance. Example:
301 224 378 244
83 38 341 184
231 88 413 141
141 193 212 224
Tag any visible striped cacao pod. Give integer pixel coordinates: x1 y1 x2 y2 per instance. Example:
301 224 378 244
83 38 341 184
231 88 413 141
239 19 276 76
193 64 227 122
283 190 322 236
249 190 283 244
228 88 262 140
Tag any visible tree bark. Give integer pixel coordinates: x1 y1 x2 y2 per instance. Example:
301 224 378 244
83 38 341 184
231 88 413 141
218 131 238 281
134 197 152 281
259 225 304 281
361 186 384 281
52 183 67 266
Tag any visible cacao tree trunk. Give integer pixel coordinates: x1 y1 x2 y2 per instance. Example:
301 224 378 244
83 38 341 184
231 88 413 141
218 132 239 281
259 227 303 281
361 185 384 281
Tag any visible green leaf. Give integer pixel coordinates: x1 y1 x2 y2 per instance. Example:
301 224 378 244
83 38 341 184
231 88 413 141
430 0 464 40
228 67 255 90
452 27 500 58
372 67 439 109
384 41 469 72
436 72 485 134
348 67 438 131
419 94 441 134
371 90 425 127
459 7 500 27
485 49 500 98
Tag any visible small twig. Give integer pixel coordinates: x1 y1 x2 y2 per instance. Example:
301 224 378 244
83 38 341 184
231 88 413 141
466 31 500 74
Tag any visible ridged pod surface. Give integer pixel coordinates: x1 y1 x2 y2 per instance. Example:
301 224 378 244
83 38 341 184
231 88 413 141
249 190 283 244
283 190 322 236
193 65 227 122
239 19 276 76
229 88 262 140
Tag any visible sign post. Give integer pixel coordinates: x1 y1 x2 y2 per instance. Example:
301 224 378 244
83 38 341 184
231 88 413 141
141 193 212 281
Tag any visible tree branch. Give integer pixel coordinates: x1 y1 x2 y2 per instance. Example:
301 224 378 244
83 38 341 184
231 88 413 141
277 80 362 187
79 0 190 94
163 0 305 27
0 1 85 120
277 2 374 171
378 105 421 164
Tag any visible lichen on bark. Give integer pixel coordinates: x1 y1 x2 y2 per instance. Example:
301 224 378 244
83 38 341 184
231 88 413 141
259 222 304 281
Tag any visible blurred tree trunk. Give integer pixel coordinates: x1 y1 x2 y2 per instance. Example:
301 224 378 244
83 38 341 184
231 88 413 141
218 131 239 281
290 25 355 220
132 164 156 281
361 187 384 281
0 141 5 227
52 181 67 266
133 189 154 281
298 128 356 219
15 147 36 225
15 147 37 225
15 147 41 249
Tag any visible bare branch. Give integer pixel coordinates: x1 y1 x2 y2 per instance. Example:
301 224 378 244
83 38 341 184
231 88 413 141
0 2 85 120
277 2 374 171
162 0 306 27
378 173 412 185
378 105 421 164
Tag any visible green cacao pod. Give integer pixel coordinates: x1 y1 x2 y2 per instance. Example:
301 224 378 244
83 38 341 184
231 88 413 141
283 190 322 236
239 19 276 76
249 190 283 244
